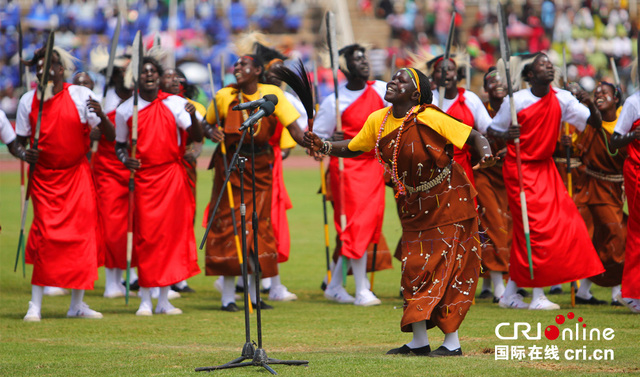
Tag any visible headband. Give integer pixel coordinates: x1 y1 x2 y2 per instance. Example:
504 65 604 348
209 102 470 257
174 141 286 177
265 58 283 71
402 68 420 94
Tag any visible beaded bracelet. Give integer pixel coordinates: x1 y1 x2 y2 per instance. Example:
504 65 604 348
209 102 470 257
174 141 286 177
321 140 332 155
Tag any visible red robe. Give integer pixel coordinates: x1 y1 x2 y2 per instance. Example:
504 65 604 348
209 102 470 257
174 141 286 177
269 122 293 263
622 119 640 298
447 88 476 187
329 81 386 259
93 107 132 269
127 92 200 287
26 84 100 289
503 88 604 287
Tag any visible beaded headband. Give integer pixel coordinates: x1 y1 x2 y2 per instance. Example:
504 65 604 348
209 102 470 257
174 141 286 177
402 68 420 94
265 58 283 71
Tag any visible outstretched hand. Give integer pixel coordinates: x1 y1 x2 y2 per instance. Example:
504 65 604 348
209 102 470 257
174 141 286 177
303 131 323 152
474 155 499 170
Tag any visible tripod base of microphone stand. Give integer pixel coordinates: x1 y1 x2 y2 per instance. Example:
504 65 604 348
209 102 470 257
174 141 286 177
195 346 308 374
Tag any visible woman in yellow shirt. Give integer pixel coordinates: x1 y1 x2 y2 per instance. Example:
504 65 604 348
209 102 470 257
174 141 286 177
305 68 495 357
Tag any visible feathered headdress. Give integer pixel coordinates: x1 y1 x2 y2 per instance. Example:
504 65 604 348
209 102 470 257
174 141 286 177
496 53 561 91
270 60 314 131
90 45 130 74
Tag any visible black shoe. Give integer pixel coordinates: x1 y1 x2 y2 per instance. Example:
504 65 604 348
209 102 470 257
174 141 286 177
611 299 623 307
493 297 500 303
123 279 140 291
235 285 245 293
261 287 271 294
575 295 606 305
548 286 563 295
253 301 273 310
478 290 493 299
517 288 530 297
321 282 327 291
221 303 239 312
386 344 431 356
429 346 462 357
171 284 196 293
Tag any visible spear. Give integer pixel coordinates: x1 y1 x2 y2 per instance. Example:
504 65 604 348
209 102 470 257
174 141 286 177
17 19 26 276
15 32 55 276
313 60 332 284
326 11 349 285
125 31 142 305
90 16 121 168
438 11 456 109
497 1 534 280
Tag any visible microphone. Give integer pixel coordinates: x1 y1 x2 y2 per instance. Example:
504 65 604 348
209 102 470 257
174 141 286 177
232 94 278 111
239 101 276 131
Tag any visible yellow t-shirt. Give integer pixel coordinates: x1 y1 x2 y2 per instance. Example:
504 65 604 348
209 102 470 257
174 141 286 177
279 127 297 149
602 106 622 135
206 83 300 128
187 98 207 117
348 106 472 153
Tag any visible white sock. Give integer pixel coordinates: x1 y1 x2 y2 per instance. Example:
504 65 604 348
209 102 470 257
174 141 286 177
248 275 258 304
352 254 368 295
237 275 244 288
31 285 44 309
270 275 281 291
532 288 545 302
491 272 506 299
70 289 84 309
576 279 592 299
157 286 171 308
128 268 138 283
550 284 562 290
221 276 236 306
442 330 461 351
262 277 272 290
482 277 492 292
138 287 152 310
503 279 518 299
174 280 187 289
114 268 123 286
326 257 344 291
406 320 429 348
612 285 621 301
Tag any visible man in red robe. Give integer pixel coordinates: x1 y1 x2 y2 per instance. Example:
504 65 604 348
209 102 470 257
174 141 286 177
16 46 115 321
610 87 640 313
314 44 392 306
488 53 605 310
115 56 202 316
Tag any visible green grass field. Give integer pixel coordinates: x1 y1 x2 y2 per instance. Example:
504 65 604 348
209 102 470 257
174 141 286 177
1 154 639 376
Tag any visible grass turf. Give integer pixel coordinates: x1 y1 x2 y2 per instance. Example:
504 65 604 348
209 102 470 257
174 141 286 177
1 156 639 376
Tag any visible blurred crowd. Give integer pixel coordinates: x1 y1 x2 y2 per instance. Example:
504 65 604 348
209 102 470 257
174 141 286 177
1 0 638 118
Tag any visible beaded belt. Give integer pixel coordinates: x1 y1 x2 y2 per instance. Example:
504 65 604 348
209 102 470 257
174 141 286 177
553 157 582 169
406 165 451 194
584 167 624 182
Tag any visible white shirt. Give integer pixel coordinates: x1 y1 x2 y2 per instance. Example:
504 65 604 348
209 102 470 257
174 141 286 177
614 91 640 135
431 89 493 134
115 94 192 145
285 91 308 131
0 109 16 144
313 80 389 140
490 87 590 133
16 85 101 137
103 87 124 114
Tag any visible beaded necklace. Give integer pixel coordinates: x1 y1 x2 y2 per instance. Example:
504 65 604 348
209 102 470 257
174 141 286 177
238 88 263 136
374 105 417 197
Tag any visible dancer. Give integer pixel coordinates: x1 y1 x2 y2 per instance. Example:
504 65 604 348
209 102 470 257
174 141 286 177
489 53 605 310
306 67 495 356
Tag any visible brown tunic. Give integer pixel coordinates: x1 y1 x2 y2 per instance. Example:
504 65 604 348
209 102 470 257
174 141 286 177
204 92 279 278
378 106 481 334
474 102 511 275
573 124 627 286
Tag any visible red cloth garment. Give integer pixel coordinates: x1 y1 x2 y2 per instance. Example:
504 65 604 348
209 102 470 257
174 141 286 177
128 92 200 287
503 88 604 287
447 88 475 187
621 119 640 299
329 81 386 259
93 108 132 269
26 84 100 289
269 122 293 263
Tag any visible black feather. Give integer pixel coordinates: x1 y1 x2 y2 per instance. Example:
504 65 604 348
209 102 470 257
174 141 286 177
271 60 314 131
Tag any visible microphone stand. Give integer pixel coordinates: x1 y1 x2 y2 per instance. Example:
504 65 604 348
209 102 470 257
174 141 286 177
196 109 308 375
